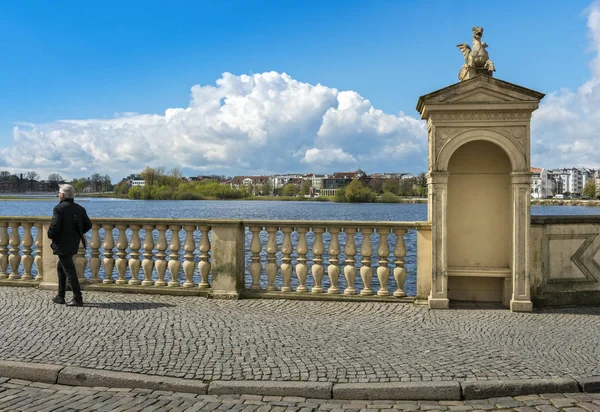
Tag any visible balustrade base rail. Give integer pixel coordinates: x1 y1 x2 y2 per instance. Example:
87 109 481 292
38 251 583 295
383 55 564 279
0 279 39 288
242 290 417 303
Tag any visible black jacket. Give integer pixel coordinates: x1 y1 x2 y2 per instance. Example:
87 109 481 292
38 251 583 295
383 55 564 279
48 198 93 256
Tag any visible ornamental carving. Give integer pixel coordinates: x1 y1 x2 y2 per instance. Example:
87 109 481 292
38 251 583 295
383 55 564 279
501 126 526 139
436 127 461 141
431 110 531 122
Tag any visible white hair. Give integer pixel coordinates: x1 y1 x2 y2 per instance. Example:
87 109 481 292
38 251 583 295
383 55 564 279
59 184 75 199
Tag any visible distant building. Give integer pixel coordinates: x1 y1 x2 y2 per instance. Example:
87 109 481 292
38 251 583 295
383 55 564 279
126 174 145 187
530 167 556 198
548 168 583 195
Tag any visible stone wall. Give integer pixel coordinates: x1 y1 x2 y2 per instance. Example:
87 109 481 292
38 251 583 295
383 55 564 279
530 215 600 306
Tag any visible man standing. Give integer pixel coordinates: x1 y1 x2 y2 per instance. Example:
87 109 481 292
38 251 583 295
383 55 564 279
48 184 92 306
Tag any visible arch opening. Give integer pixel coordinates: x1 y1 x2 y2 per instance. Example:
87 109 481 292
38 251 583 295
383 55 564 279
446 140 512 302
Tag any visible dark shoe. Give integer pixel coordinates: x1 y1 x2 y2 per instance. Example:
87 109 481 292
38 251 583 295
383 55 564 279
52 296 66 304
66 299 83 307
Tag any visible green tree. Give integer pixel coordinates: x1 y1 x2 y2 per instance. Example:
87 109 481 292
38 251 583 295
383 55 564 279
113 180 130 196
345 179 376 203
583 179 596 198
382 179 400 195
334 187 346 202
281 183 299 197
259 181 273 196
300 180 311 196
140 166 162 187
70 177 88 193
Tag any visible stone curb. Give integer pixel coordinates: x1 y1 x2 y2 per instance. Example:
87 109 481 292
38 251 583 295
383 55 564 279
57 367 208 394
0 360 63 384
578 376 600 393
461 378 580 400
333 382 461 400
208 380 333 399
0 361 598 398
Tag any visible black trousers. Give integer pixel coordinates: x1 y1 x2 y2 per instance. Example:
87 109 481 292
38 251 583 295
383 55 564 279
57 255 82 301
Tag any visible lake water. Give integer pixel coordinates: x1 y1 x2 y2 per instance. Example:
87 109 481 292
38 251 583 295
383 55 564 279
2 199 600 296
2 198 599 220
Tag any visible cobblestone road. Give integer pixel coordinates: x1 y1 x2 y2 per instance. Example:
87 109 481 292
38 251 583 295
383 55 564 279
0 288 599 383
1 377 600 412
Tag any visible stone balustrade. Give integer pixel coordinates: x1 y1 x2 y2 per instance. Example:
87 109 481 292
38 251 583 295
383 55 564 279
0 216 431 301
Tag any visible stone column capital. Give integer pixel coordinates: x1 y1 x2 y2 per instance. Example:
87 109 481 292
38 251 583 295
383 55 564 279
510 172 532 185
426 171 449 185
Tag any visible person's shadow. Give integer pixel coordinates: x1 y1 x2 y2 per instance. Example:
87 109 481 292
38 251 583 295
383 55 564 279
83 302 176 311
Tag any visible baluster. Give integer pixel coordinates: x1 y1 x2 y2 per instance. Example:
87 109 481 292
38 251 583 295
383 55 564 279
154 225 168 286
249 226 263 290
168 224 182 287
343 228 357 295
115 224 128 285
21 223 34 280
0 222 8 279
265 226 278 292
89 224 102 283
280 226 293 292
8 222 21 279
182 225 196 288
75 238 88 285
198 225 211 289
141 225 155 286
34 224 43 281
295 227 309 293
311 227 325 293
327 227 341 294
393 229 407 297
128 225 142 285
360 227 374 296
376 227 391 296
102 224 115 284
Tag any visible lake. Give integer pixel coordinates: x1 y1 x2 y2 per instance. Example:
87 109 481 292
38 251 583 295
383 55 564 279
2 198 600 220
2 199 600 296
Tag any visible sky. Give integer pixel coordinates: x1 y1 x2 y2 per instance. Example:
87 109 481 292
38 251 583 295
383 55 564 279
0 0 597 181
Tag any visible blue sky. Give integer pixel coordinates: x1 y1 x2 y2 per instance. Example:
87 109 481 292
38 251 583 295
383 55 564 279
0 0 596 181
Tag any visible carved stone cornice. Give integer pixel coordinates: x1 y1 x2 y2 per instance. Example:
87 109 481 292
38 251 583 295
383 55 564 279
430 110 531 122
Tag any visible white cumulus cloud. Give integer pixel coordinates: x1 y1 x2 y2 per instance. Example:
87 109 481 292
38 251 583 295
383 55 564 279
0 71 427 180
531 1 600 169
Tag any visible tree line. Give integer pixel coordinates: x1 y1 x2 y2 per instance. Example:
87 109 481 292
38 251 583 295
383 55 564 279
114 167 246 200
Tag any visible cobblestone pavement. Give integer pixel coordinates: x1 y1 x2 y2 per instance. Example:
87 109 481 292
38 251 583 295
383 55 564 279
0 288 599 383
1 377 600 412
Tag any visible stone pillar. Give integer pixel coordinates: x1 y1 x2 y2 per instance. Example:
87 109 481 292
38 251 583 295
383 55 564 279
210 222 246 299
39 223 58 290
427 172 449 309
510 172 533 312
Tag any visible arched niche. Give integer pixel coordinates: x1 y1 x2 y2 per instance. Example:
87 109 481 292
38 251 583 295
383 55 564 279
446 140 512 302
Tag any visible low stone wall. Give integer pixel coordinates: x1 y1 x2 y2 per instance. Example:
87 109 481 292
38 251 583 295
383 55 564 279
530 215 600 306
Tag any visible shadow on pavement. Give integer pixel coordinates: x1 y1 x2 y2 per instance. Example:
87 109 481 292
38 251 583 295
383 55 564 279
83 302 176 311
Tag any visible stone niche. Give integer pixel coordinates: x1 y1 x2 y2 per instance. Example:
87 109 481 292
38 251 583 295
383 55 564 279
416 75 544 312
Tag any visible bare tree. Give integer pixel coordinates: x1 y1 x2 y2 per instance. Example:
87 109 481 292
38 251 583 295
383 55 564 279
26 171 39 190
48 173 64 191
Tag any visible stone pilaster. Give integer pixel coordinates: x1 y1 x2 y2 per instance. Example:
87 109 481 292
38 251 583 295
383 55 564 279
427 171 449 309
510 172 533 312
